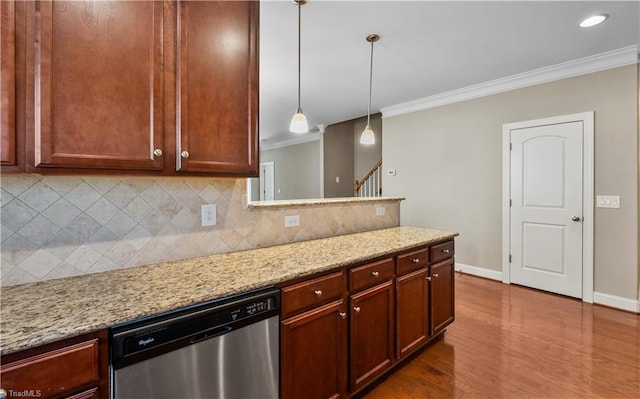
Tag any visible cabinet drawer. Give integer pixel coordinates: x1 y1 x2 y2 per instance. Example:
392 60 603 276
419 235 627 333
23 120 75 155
396 248 428 276
282 271 346 318
349 258 394 292
430 241 454 263
0 339 99 398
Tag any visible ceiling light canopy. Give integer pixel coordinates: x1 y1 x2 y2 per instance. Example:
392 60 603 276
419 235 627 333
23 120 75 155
360 33 379 145
290 0 309 134
579 14 608 28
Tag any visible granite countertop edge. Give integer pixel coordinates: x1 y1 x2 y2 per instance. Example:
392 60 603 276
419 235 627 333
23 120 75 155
0 226 457 355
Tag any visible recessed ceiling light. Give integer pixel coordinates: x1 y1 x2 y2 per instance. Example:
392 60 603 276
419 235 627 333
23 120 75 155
579 14 609 28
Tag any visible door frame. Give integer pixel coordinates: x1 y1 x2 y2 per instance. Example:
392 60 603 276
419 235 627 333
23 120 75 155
501 112 594 303
259 161 275 201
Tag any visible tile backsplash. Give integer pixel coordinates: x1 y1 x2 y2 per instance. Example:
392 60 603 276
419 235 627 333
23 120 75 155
0 175 400 286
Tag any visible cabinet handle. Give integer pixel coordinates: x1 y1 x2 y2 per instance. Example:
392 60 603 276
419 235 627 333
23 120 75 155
314 290 323 297
353 306 361 313
181 151 190 159
339 312 347 319
442 249 450 254
153 148 163 157
0 389 6 399
433 273 439 278
426 276 432 281
412 258 420 263
371 271 379 277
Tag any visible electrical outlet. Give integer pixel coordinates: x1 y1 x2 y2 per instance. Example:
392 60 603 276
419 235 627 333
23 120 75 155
336 176 340 183
201 204 217 226
596 195 621 208
284 214 300 228
376 206 386 216
387 169 396 176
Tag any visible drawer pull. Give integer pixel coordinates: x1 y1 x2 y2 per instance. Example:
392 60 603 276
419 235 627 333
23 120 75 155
433 273 439 278
442 249 450 254
353 306 361 313
371 271 379 277
339 312 347 319
314 290 323 297
412 258 420 263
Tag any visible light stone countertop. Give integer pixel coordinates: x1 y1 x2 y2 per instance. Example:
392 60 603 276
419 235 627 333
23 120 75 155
0 226 456 355
248 196 405 208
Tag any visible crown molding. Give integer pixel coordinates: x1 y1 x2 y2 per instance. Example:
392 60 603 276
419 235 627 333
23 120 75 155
381 45 639 119
260 130 324 151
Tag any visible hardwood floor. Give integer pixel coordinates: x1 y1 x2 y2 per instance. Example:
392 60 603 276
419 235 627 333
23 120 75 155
363 273 640 399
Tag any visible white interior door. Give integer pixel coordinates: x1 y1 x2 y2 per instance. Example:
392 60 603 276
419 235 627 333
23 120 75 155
509 121 584 298
260 162 274 201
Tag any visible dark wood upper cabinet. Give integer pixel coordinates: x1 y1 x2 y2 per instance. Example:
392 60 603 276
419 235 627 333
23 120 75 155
1 0 17 167
175 0 258 175
29 0 164 171
18 0 258 176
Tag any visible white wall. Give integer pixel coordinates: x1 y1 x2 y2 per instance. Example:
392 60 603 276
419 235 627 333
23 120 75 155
383 65 638 301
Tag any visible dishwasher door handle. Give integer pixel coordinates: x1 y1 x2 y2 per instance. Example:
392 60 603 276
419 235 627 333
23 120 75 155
190 325 233 344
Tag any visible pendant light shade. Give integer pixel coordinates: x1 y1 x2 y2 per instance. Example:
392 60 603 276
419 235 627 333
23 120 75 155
360 34 379 145
290 0 309 133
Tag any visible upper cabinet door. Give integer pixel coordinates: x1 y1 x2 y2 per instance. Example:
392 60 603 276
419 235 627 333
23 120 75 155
176 0 258 175
31 0 164 170
1 0 16 167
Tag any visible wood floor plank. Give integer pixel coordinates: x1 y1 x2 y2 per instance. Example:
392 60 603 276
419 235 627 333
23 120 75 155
362 273 640 399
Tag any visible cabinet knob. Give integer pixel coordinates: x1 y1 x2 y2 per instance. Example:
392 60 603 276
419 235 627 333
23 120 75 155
339 312 347 319
314 290 323 297
371 271 379 277
426 276 432 281
153 148 163 157
353 306 361 313
412 258 420 263
433 273 439 278
0 389 6 399
442 249 450 254
181 151 190 159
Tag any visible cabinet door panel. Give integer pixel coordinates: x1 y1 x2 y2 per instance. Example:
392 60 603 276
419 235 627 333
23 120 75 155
32 0 164 170
396 268 429 359
176 0 258 174
281 299 348 399
1 0 16 166
350 280 394 391
430 258 455 336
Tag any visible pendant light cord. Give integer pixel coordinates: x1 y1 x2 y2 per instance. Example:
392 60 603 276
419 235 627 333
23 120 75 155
367 39 374 126
297 2 302 111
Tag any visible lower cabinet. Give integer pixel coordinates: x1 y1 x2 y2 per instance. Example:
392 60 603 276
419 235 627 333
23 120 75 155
349 280 395 391
430 258 455 336
0 330 108 399
396 268 430 359
280 239 455 399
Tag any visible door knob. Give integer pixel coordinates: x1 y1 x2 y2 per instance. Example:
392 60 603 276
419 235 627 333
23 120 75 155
571 216 581 222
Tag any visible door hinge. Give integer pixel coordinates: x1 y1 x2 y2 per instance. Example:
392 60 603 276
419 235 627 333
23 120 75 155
509 254 512 263
510 142 512 151
509 199 512 207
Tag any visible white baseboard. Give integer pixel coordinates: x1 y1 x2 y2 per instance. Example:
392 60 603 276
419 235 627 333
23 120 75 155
593 292 640 314
455 263 503 281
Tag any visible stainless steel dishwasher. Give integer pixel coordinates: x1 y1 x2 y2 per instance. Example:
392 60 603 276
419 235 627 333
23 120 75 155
110 287 280 399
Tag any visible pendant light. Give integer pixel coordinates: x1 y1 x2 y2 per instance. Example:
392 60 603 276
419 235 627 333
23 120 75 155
290 0 309 133
360 34 379 145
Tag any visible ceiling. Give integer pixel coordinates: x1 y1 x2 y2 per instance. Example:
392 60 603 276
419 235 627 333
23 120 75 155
259 1 639 146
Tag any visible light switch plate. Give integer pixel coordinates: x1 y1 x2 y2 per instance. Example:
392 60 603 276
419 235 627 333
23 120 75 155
387 169 396 176
596 195 620 208
201 204 217 226
284 214 300 228
376 206 386 216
